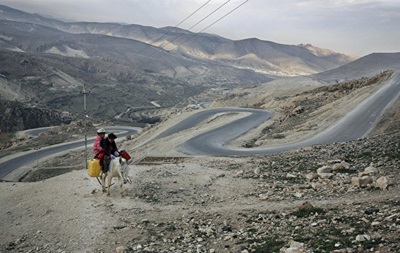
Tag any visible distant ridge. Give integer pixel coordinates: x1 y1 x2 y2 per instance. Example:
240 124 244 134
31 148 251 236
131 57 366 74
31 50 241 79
0 4 368 128
0 4 355 77
313 53 400 83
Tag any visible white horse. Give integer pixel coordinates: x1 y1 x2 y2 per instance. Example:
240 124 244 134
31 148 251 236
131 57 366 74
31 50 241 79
101 157 131 197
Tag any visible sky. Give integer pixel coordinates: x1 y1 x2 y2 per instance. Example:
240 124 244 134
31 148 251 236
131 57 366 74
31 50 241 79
1 0 399 57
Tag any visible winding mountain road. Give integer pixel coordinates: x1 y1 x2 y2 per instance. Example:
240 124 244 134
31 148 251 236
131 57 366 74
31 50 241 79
169 72 400 156
1 73 399 179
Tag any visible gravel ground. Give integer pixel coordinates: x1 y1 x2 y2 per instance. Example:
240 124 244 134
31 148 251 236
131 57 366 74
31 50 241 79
1 72 399 253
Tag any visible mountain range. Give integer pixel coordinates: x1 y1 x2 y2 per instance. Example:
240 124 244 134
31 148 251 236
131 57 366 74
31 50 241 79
0 4 363 131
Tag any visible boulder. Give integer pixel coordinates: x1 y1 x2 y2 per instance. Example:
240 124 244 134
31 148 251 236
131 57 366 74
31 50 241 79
305 172 318 180
317 165 332 174
332 161 350 170
298 201 314 211
319 173 334 179
116 246 128 253
359 166 379 176
294 192 303 198
375 176 394 190
281 240 309 253
355 234 371 242
311 182 324 189
351 176 373 188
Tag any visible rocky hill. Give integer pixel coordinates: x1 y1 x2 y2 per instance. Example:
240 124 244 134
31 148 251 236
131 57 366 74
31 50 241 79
0 20 269 129
313 53 400 83
0 4 358 133
0 4 355 77
0 99 72 133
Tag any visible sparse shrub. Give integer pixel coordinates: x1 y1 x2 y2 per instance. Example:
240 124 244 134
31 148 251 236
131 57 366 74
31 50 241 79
291 207 326 218
272 134 285 139
249 235 285 253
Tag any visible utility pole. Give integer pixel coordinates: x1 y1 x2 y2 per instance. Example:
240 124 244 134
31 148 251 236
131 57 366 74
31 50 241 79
35 147 40 167
83 84 89 171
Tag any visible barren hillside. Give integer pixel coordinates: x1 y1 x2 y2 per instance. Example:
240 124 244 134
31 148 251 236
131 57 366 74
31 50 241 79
1 59 399 253
1 118 399 253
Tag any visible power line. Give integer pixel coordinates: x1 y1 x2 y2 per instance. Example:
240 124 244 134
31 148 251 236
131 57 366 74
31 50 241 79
186 0 231 32
198 0 249 36
175 0 250 49
148 0 249 59
158 0 231 51
175 0 213 29
149 0 212 47
143 0 212 57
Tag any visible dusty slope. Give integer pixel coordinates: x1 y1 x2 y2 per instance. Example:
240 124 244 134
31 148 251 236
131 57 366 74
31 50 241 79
1 67 400 252
1 131 399 252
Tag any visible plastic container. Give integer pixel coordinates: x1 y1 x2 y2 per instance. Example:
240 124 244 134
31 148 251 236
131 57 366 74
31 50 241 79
88 159 101 177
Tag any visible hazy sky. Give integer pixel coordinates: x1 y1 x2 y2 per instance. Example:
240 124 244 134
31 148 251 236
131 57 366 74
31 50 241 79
1 0 399 56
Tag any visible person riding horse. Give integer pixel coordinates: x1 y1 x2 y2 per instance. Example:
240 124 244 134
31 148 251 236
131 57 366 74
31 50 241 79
93 128 106 156
100 133 119 173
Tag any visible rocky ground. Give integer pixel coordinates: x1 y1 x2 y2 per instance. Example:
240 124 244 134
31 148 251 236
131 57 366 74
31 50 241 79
0 130 399 253
0 71 399 253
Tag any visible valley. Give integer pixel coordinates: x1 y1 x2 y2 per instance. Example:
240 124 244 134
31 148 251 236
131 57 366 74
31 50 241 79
0 4 399 253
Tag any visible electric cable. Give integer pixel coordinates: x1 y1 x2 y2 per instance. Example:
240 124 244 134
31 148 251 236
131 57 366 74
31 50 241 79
157 0 231 51
148 0 212 46
174 0 213 29
147 0 249 60
143 0 212 57
175 0 250 49
186 0 231 33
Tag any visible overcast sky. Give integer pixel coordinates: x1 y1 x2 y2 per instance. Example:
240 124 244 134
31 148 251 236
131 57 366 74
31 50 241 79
1 0 399 56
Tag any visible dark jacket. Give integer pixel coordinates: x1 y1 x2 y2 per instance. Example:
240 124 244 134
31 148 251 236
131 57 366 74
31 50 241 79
100 138 118 156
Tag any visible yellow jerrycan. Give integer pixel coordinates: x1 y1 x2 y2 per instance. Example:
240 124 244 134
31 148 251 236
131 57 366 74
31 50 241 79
88 159 101 177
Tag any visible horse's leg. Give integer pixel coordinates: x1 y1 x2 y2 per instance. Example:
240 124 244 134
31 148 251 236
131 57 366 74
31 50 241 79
101 156 109 193
101 173 107 193
107 175 112 196
119 176 124 197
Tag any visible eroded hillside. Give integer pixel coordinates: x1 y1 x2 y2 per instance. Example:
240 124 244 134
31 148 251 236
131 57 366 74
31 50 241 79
0 4 359 133
1 58 399 253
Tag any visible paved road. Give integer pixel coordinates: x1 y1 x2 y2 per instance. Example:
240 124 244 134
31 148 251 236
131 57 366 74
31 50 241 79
2 73 399 177
168 73 400 156
149 108 272 142
0 126 139 179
